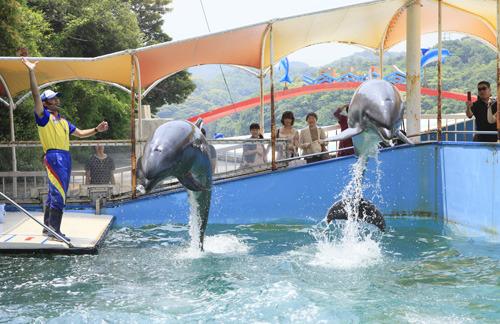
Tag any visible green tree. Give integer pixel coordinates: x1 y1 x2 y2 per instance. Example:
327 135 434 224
129 0 172 45
0 1 50 56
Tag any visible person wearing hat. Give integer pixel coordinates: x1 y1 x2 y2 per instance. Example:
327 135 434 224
22 57 109 241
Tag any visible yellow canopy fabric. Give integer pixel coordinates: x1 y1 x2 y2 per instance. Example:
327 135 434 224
0 0 498 101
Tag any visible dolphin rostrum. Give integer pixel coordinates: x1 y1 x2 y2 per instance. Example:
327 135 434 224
136 119 212 250
327 79 413 155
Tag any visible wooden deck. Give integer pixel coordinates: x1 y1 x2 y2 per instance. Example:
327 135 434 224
0 211 114 254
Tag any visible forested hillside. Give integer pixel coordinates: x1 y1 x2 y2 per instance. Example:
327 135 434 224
158 37 496 137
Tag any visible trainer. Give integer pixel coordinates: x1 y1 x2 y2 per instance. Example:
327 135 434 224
22 57 109 241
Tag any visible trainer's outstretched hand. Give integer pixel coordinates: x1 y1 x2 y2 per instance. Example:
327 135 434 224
96 121 109 132
21 57 38 71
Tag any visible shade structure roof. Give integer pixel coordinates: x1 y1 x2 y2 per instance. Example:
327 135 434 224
0 0 498 102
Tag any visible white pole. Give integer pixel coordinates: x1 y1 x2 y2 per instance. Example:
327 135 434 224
406 0 422 142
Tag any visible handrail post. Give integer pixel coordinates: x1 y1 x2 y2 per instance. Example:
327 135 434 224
269 26 277 171
259 70 265 133
130 56 137 198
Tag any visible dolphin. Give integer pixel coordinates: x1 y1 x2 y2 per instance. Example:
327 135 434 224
136 119 212 250
326 198 385 231
327 79 413 155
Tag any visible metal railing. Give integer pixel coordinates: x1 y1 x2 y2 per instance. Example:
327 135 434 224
0 114 496 202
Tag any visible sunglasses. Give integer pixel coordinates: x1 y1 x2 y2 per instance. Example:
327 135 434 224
478 87 489 91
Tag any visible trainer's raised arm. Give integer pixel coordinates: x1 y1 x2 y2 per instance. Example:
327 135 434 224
21 57 43 117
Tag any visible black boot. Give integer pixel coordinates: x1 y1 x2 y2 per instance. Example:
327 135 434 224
42 207 50 235
48 208 71 242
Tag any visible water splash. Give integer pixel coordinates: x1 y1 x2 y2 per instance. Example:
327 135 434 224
176 234 250 259
370 153 385 204
310 146 384 268
187 191 202 251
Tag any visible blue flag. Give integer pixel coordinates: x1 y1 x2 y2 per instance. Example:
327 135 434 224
279 57 292 83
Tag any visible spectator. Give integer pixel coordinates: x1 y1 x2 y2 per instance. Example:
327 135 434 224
276 111 299 159
466 81 498 142
242 123 266 167
299 112 328 164
85 144 115 185
201 128 217 173
333 104 355 157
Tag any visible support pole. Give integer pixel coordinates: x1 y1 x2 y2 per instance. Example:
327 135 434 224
497 0 500 142
8 101 17 197
406 0 422 142
437 0 443 141
259 70 265 133
133 55 143 148
130 57 137 198
0 74 17 197
269 26 276 171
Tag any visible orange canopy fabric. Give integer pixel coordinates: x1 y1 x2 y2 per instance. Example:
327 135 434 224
0 0 498 101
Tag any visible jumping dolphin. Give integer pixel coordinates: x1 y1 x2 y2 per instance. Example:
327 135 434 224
136 119 212 250
327 79 413 155
326 198 385 231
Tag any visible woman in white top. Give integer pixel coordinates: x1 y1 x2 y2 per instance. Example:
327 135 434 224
299 112 327 164
276 111 299 159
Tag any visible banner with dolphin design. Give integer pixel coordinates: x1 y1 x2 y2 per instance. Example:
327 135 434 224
420 48 450 69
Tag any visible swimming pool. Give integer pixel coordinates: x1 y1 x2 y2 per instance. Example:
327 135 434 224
1 218 498 322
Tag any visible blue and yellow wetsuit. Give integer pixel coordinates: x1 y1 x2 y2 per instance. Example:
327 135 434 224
35 107 76 211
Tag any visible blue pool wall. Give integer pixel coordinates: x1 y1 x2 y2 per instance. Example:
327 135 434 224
14 142 497 237
439 143 499 236
105 143 444 226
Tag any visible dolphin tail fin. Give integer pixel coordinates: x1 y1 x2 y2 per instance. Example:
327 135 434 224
396 129 414 145
326 126 363 142
194 118 204 129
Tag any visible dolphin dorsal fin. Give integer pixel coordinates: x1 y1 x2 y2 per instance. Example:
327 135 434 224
195 118 204 129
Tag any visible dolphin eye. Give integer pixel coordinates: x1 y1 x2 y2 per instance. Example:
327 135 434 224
154 146 163 152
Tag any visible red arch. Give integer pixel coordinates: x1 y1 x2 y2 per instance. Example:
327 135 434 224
187 82 468 124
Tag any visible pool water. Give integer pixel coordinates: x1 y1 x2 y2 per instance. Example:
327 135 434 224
0 218 498 323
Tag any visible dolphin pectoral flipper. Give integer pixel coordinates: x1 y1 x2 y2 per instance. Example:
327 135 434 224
178 172 205 191
395 129 414 145
327 126 363 142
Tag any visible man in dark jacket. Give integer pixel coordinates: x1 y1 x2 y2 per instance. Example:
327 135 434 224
466 81 497 142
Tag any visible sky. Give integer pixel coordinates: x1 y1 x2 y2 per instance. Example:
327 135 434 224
163 0 461 67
